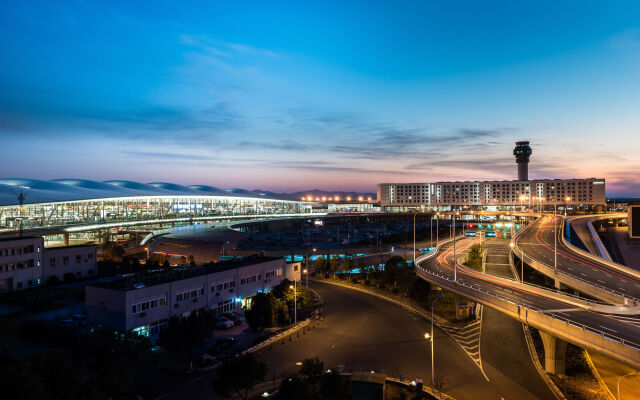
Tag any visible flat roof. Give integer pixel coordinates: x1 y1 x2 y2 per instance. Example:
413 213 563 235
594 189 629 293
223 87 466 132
0 235 41 243
92 255 282 291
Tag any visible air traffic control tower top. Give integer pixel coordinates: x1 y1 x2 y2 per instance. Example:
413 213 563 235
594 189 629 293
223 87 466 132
513 141 532 181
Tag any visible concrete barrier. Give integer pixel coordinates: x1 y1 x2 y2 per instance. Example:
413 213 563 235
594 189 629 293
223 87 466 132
413 265 640 370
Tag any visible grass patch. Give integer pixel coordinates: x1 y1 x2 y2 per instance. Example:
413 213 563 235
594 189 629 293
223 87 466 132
529 328 609 400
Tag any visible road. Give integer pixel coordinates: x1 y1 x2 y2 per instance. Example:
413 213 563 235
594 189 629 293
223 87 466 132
567 216 608 259
516 216 640 300
163 280 550 400
417 237 640 357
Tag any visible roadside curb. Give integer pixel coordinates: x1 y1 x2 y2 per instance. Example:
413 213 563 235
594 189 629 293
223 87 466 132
521 324 567 400
584 351 616 400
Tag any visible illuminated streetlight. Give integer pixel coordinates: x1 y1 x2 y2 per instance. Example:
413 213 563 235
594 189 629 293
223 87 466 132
346 196 351 201
429 292 443 387
290 281 297 324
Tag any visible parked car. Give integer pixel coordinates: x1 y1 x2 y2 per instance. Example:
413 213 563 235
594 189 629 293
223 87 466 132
215 315 234 329
220 312 242 326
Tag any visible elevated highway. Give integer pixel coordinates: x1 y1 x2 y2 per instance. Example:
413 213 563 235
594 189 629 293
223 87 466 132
415 238 640 372
514 215 640 305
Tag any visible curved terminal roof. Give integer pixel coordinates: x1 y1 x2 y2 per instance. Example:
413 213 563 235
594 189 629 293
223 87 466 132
0 178 300 206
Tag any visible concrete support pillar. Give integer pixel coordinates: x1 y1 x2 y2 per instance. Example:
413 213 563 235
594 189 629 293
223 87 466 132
539 331 567 374
554 279 568 290
63 232 70 246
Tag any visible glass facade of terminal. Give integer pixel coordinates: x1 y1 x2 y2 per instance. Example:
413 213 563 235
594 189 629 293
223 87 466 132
0 196 312 231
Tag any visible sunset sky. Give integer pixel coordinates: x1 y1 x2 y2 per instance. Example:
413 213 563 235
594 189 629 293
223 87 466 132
1 1 639 196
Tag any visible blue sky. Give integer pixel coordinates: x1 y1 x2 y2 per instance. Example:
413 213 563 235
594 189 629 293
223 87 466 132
1 1 639 195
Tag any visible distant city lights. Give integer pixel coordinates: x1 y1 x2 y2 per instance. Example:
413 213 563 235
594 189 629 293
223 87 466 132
300 194 373 203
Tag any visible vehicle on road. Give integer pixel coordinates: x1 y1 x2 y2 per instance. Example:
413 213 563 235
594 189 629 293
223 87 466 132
220 312 242 326
215 315 234 329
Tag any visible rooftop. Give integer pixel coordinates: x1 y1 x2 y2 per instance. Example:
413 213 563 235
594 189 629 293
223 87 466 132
93 255 282 291
0 178 303 206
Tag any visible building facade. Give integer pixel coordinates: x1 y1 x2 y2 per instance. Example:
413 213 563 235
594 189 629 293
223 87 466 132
377 178 606 210
44 244 97 282
0 236 43 291
85 256 301 337
0 236 97 292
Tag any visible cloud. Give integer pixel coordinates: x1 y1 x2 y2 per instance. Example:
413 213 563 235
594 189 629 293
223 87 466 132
232 140 308 151
610 29 640 49
264 160 420 175
180 34 280 59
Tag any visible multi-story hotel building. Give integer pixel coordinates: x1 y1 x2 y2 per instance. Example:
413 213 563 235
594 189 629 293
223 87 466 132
377 178 606 210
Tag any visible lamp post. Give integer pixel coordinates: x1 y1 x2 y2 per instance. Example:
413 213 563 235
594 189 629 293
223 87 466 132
564 196 571 217
413 210 424 266
436 212 440 248
221 241 230 264
290 281 297 324
554 199 558 275
453 210 458 283
427 292 443 388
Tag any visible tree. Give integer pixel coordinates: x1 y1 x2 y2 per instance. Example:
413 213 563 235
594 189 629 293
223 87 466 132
464 244 483 272
340 258 355 272
103 242 125 261
278 373 311 400
79 328 151 397
300 357 324 386
314 257 329 272
0 316 19 357
159 311 216 352
245 292 275 331
408 278 431 304
212 353 267 400
321 369 347 399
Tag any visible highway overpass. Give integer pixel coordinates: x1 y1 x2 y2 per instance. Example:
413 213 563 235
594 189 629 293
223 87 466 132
415 237 640 373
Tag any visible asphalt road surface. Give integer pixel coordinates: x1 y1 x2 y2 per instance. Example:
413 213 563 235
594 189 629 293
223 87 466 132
163 280 558 399
418 237 640 351
516 216 640 299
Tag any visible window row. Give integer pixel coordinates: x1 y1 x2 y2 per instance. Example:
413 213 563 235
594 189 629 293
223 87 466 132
131 296 167 314
175 287 205 302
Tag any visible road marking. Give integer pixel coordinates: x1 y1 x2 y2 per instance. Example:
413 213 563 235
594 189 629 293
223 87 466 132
539 309 580 314
599 326 617 333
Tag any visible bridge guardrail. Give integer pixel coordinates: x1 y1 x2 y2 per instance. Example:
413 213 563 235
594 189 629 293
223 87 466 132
414 257 640 364
561 214 640 282
513 217 638 305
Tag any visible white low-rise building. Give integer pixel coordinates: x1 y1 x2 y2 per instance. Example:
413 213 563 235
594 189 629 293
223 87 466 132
85 255 301 337
44 244 97 282
0 236 44 291
0 236 97 292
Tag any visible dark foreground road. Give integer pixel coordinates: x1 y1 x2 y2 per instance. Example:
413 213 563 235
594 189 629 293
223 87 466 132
163 280 554 399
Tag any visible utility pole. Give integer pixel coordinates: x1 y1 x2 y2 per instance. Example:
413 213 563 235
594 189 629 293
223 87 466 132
453 210 457 283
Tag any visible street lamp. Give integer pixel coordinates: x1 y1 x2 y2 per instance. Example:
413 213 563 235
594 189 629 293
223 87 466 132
435 212 440 248
221 241 230 264
428 292 443 388
453 210 458 283
413 210 425 266
290 281 297 324
564 196 571 217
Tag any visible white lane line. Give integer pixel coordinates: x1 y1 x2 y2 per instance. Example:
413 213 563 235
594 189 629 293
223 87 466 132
599 326 618 333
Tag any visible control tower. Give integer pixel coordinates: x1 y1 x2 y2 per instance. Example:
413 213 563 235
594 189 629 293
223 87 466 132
513 141 532 181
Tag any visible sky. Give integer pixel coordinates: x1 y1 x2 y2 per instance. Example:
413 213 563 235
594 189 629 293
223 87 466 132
0 1 639 196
